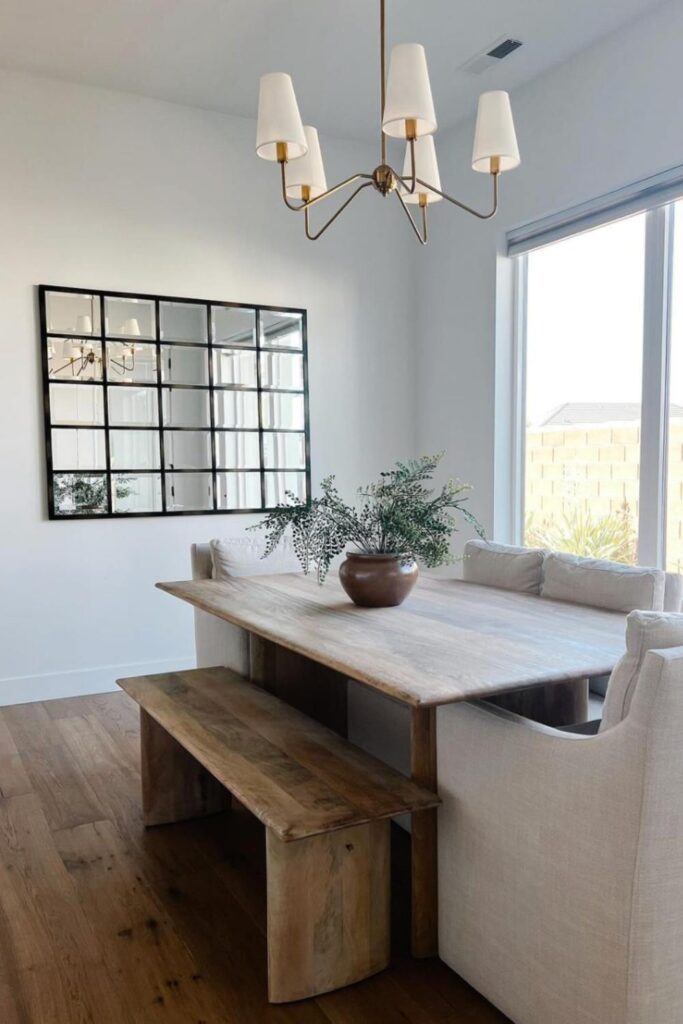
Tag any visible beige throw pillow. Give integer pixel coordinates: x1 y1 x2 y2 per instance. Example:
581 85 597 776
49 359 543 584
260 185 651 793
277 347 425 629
210 535 301 580
463 539 545 595
541 552 665 613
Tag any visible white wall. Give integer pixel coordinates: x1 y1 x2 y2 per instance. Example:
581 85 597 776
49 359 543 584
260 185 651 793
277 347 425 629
0 70 417 703
417 0 683 541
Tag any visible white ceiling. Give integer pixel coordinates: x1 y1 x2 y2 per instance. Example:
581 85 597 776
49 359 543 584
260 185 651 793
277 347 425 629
0 0 668 142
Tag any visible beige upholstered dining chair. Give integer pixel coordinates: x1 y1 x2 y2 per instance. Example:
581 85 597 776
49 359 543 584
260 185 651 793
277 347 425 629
437 609 683 1024
191 536 300 673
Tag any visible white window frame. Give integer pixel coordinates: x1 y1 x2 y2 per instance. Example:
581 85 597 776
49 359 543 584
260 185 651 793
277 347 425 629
509 174 681 567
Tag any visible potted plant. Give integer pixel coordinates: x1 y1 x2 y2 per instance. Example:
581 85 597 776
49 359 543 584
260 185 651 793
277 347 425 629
252 453 485 607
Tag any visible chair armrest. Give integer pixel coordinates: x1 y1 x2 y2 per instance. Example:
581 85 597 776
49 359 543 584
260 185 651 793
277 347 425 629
437 699 644 875
558 719 601 735
436 699 645 1018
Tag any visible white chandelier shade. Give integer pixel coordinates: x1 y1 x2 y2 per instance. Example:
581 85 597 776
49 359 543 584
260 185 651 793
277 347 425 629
256 72 308 161
75 314 93 334
382 44 437 139
472 90 520 173
285 126 328 200
401 135 442 204
121 318 141 336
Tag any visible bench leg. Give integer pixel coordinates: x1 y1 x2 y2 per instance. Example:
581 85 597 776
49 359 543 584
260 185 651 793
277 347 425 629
266 820 390 1003
140 709 230 827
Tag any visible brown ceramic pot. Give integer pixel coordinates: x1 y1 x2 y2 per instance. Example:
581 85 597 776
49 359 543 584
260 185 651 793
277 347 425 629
338 552 418 608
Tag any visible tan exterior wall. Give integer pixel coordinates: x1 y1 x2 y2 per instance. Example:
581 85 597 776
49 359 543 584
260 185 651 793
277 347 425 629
525 420 683 572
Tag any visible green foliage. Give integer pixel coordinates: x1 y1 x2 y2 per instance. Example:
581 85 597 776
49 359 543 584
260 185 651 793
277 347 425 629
251 453 485 584
54 474 134 514
525 504 637 564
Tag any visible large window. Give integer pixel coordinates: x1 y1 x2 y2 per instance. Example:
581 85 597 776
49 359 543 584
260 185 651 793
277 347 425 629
515 189 683 568
666 201 683 571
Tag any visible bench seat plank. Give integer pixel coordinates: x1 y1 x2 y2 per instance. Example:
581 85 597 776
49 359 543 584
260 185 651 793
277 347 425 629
117 666 439 842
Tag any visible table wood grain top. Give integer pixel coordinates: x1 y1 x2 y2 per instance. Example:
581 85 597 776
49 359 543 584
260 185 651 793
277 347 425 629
157 573 626 708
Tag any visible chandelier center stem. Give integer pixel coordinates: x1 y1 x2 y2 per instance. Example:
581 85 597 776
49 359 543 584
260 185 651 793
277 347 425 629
380 0 386 165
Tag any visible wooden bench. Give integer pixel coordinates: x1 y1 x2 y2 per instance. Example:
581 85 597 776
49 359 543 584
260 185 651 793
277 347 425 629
117 665 440 1003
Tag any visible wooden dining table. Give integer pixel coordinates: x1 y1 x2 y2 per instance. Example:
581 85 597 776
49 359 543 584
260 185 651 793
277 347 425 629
157 572 627 959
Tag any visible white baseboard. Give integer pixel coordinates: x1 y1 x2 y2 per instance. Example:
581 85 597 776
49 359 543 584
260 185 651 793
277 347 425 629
0 655 196 707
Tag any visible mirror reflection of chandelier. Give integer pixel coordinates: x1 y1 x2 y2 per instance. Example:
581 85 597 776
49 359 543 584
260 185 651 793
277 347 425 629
255 0 521 244
48 310 145 379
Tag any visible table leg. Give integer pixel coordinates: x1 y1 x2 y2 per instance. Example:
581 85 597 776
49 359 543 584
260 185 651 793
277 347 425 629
488 677 589 726
248 633 349 736
410 706 438 958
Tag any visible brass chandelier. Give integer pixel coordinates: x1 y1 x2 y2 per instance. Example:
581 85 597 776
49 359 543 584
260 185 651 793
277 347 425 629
255 0 520 244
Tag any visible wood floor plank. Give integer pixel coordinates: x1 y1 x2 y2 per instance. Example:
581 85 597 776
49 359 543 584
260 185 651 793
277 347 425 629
53 818 235 1023
141 845 331 1024
0 754 33 800
1 962 134 1024
1 703 63 752
0 717 18 758
317 970 445 1024
57 714 139 776
0 794 103 974
45 693 141 765
15 741 104 832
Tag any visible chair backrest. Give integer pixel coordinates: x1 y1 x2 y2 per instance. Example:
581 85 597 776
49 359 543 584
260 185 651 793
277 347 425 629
664 572 683 612
462 540 545 594
621 642 683 1010
190 536 300 674
540 552 665 613
601 610 683 730
191 542 212 581
209 535 300 579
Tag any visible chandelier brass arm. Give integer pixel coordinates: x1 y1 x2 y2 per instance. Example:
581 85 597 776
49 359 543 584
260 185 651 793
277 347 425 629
398 165 500 220
395 187 428 245
304 182 374 241
278 155 373 212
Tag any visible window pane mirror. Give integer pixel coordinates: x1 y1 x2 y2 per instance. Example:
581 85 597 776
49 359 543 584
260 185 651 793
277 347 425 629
112 473 163 514
216 431 261 469
160 301 207 344
212 306 256 347
45 291 101 336
162 388 211 428
48 339 103 382
106 342 157 384
51 429 106 471
109 430 161 471
104 296 156 340
217 472 262 510
41 287 309 518
260 310 304 349
161 345 209 386
212 348 258 387
53 473 108 516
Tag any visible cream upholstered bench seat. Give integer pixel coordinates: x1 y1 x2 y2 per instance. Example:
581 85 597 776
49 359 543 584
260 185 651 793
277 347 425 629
117 665 438 1003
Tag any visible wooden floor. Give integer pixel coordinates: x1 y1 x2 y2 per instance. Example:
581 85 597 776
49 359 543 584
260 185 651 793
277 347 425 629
0 691 510 1024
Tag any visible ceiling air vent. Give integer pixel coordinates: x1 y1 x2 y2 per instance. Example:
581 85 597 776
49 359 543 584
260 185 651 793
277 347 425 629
461 36 523 76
